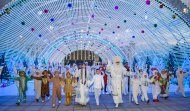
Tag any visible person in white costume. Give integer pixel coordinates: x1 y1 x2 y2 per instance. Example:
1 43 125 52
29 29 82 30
31 68 42 102
75 63 90 105
106 56 130 107
122 73 129 95
150 68 161 102
140 73 150 103
89 68 104 105
175 68 189 97
131 74 141 105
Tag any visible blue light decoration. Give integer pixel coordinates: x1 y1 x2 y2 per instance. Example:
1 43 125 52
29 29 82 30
114 6 119 10
112 31 115 34
124 20 127 23
68 3 72 8
154 24 158 27
132 36 135 38
50 18 54 22
39 34 42 37
21 21 25 25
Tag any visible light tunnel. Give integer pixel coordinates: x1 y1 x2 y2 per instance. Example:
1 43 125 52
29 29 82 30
39 34 127 63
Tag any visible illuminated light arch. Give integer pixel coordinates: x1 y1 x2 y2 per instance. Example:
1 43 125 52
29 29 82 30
40 34 127 63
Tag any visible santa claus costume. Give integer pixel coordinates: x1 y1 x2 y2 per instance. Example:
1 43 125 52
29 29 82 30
106 56 131 107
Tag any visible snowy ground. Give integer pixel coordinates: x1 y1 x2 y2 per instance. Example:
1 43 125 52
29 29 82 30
0 80 190 96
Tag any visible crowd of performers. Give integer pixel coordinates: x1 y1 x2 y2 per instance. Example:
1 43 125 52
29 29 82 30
13 56 190 108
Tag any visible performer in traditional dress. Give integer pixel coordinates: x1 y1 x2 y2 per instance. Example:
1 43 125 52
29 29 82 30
75 63 90 105
89 68 104 105
106 56 130 107
175 68 189 97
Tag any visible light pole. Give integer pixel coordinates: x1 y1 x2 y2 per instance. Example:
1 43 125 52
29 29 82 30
129 41 135 104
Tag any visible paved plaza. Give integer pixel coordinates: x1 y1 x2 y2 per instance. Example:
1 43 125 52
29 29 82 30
0 92 190 111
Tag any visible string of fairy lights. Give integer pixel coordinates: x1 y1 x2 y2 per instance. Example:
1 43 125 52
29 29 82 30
0 0 189 64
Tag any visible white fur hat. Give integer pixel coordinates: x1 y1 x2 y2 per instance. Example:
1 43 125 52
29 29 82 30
114 56 121 63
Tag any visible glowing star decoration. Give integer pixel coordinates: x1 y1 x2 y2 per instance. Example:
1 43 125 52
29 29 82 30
21 21 25 25
146 0 150 5
44 9 49 13
114 6 119 10
50 18 54 22
31 28 35 32
68 3 72 8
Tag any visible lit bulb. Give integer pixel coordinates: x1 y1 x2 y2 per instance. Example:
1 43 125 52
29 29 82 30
50 26 54 30
145 15 148 20
38 11 42 15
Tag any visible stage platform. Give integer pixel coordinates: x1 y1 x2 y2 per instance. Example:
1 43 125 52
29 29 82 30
0 92 190 111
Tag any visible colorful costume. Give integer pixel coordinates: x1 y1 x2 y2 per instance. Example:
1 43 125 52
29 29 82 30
159 70 169 99
48 71 63 108
63 72 77 106
14 71 32 105
31 70 53 102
